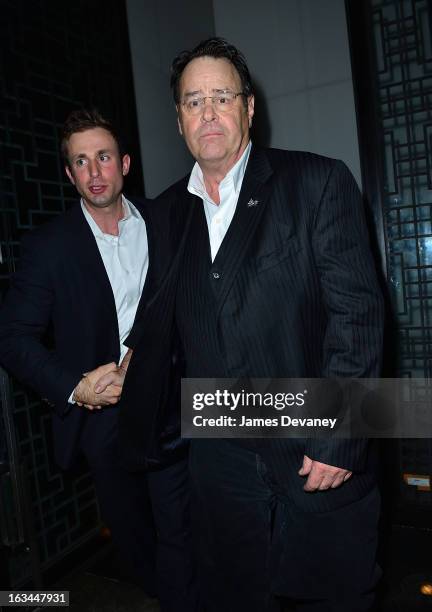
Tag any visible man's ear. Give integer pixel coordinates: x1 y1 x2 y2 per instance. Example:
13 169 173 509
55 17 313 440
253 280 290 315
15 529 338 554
121 154 131 176
65 165 75 185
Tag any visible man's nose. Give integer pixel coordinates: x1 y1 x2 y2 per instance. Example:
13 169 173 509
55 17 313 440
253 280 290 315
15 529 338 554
88 159 100 177
201 98 217 122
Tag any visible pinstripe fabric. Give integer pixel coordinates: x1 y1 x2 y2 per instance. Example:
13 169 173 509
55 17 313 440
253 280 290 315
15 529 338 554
175 147 384 511
119 188 196 469
119 147 384 512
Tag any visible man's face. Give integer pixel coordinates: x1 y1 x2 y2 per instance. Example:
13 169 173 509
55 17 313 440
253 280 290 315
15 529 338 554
65 127 129 210
177 56 254 171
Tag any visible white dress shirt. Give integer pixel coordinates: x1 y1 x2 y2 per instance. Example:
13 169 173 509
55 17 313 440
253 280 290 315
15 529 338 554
69 196 148 402
187 141 252 262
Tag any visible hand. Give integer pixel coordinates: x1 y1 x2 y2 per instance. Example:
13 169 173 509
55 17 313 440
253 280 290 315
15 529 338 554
73 362 122 410
299 454 352 491
119 348 133 372
94 348 133 394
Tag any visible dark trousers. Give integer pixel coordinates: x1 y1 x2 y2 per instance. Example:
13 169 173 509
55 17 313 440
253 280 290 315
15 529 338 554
82 412 198 612
91 459 198 612
190 439 380 612
273 491 380 612
91 463 157 595
147 459 199 612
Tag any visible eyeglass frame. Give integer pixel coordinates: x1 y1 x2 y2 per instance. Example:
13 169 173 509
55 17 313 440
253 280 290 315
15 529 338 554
180 91 247 114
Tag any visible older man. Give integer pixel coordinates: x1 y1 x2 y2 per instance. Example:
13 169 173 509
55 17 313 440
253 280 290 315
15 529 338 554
109 38 383 612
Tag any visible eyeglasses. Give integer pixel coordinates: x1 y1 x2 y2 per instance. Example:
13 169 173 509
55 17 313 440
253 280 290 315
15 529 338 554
181 91 245 115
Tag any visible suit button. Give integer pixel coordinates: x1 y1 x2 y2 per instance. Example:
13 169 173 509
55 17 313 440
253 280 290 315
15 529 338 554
212 271 221 279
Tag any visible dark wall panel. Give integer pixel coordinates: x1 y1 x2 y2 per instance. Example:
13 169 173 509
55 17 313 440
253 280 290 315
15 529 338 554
347 0 432 515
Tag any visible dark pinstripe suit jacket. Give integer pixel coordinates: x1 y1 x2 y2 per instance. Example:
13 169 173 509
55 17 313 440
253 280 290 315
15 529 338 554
122 147 384 509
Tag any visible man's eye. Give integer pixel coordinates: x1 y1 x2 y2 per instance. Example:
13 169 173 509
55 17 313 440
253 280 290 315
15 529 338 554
99 154 109 161
217 97 228 104
189 99 201 108
76 159 86 167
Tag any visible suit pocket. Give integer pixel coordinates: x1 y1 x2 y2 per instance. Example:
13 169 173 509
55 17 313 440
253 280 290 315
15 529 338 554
256 237 301 273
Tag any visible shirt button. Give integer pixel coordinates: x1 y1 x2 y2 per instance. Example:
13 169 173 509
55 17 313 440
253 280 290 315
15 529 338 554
212 271 221 279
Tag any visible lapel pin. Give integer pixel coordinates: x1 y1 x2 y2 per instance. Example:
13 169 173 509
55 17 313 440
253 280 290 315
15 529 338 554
247 198 259 208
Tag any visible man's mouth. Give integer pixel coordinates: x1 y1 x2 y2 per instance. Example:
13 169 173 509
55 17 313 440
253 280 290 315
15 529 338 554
89 185 107 194
200 131 224 138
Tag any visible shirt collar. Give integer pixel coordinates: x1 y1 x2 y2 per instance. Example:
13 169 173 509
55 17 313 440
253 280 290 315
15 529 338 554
187 140 252 201
119 196 140 222
80 195 136 238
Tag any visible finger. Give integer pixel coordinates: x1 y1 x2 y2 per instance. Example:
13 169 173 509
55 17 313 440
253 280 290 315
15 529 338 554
94 374 114 393
95 373 123 393
330 474 347 489
319 469 351 490
299 455 313 476
318 472 341 490
106 392 122 403
108 395 121 403
97 393 121 403
304 470 325 491
304 477 323 492
343 472 352 482
304 463 339 490
102 384 123 396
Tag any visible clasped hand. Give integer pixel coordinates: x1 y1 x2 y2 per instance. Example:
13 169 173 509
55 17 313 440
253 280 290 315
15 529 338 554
73 350 133 410
73 362 125 410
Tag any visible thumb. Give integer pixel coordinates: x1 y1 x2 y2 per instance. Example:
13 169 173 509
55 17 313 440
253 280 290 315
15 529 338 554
299 455 313 476
95 373 114 393
94 374 111 393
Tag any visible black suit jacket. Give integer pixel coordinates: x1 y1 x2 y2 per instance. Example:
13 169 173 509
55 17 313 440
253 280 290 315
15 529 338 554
119 190 193 470
0 198 162 469
122 147 384 510
176 147 384 510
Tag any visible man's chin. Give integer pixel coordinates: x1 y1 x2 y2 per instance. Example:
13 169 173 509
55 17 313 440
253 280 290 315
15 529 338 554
85 195 113 208
198 147 226 163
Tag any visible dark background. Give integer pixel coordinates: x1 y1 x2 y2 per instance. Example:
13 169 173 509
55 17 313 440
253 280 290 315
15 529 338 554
0 0 432 609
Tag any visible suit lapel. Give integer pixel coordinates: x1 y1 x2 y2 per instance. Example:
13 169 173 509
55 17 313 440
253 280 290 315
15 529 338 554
66 203 118 324
137 190 197 313
189 193 212 261
129 198 159 318
212 146 274 316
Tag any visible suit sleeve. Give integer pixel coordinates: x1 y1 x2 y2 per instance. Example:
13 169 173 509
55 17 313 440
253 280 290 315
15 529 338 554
124 198 162 350
306 160 384 471
0 232 82 414
125 189 190 349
